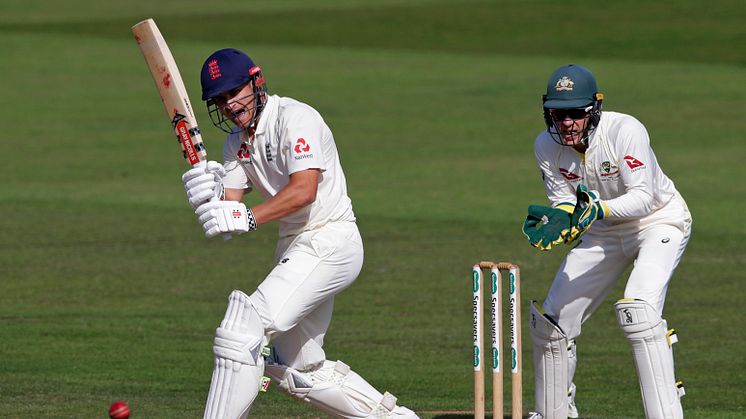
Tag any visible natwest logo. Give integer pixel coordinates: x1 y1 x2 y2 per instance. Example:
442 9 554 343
624 155 645 169
237 143 251 160
294 138 311 154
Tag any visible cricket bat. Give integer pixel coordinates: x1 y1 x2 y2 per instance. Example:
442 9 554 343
133 19 232 240
132 18 206 167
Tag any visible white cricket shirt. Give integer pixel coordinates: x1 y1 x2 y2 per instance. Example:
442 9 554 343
534 111 683 228
221 95 355 237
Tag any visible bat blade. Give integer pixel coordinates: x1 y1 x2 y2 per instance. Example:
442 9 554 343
132 18 206 166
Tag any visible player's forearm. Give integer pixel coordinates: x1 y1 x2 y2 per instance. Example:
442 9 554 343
250 170 320 226
224 187 246 202
251 185 316 225
602 188 654 219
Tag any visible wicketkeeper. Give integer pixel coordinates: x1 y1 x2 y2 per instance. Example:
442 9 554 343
522 64 692 419
182 48 418 419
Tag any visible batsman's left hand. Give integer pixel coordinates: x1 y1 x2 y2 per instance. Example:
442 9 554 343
566 185 608 243
195 201 257 238
522 205 573 251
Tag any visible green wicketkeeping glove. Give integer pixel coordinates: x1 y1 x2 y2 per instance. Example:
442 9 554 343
565 185 608 243
522 205 573 251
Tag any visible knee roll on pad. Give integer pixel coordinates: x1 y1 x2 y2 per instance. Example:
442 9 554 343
615 299 683 419
204 290 267 419
265 360 419 418
529 302 569 419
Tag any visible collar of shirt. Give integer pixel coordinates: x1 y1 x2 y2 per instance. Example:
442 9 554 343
253 94 279 138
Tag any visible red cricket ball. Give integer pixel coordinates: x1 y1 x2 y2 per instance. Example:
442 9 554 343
109 401 130 419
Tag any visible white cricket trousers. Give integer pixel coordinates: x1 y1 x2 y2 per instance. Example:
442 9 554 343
542 196 692 339
250 221 363 371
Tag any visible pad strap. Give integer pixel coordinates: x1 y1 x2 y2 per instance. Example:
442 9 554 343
213 327 263 365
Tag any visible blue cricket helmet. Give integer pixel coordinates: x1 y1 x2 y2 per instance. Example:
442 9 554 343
201 48 259 100
200 48 268 133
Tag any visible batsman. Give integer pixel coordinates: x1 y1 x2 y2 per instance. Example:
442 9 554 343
522 64 692 419
182 48 418 418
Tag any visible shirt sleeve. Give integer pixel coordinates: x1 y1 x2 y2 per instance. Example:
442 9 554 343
283 106 327 175
603 117 655 219
221 133 251 190
535 135 576 211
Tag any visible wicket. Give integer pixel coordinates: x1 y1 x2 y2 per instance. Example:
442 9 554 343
472 261 522 419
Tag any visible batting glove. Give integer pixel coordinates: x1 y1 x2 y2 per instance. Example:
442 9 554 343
182 161 226 209
195 201 257 238
522 204 573 251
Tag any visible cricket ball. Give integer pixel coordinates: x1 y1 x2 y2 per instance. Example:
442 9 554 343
109 401 130 419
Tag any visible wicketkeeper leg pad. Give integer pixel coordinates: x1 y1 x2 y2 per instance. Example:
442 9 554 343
204 290 268 419
615 299 684 419
529 301 570 419
265 359 419 418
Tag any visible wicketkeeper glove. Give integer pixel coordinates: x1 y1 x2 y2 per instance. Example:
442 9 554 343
522 205 573 251
565 184 608 243
182 161 226 209
195 201 257 238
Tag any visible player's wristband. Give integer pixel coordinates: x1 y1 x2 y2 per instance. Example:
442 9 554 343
246 207 258 231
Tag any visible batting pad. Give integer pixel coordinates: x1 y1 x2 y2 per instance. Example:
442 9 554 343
265 360 419 418
615 299 683 419
204 290 267 419
529 302 569 419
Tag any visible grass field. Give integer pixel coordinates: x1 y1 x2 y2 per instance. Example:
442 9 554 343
1 1 744 418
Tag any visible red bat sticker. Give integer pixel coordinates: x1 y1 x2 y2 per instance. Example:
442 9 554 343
176 120 200 165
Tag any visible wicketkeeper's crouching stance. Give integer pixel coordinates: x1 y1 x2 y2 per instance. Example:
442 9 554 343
522 64 691 419
183 48 418 418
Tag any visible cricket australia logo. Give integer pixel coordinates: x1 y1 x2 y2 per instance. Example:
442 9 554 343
600 160 619 180
555 76 574 92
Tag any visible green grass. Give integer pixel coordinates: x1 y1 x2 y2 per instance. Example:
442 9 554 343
1 1 744 418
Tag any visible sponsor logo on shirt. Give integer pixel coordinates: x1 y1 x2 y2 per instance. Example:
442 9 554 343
293 138 314 160
599 160 620 181
559 168 582 181
294 138 311 153
624 155 645 171
237 143 252 163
